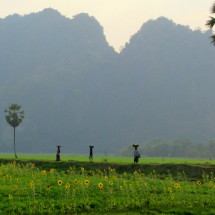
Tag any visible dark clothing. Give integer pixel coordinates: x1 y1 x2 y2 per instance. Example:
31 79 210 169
134 156 139 163
56 147 61 161
56 153 60 161
134 149 140 164
89 147 93 162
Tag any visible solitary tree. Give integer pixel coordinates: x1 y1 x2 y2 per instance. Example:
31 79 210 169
206 2 215 45
5 104 24 159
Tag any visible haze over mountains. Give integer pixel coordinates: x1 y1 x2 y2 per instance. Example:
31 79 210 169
1 8 215 154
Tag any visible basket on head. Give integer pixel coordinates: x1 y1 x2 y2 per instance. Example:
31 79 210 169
133 144 139 149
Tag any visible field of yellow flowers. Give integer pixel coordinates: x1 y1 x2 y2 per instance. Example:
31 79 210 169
1 161 215 215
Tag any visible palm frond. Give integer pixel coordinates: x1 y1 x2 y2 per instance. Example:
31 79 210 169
211 35 215 46
206 17 215 29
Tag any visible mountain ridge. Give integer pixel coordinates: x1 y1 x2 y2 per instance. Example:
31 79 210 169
0 8 215 154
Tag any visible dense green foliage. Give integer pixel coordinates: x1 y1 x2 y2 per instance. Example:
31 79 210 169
119 138 215 159
1 9 215 154
1 160 215 214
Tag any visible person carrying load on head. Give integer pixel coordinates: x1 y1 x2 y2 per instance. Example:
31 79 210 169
89 145 94 162
56 145 61 161
133 144 140 164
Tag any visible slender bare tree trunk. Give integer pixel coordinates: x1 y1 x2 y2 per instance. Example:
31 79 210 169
14 127 17 159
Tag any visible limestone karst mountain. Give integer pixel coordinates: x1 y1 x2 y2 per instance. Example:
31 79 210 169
1 9 215 154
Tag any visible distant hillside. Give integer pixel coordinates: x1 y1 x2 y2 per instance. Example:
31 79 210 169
0 9 215 155
119 17 215 144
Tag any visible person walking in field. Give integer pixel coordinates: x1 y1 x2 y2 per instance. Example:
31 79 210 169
56 145 61 161
89 145 94 162
133 144 140 164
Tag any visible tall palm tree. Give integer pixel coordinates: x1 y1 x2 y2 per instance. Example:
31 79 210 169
5 104 24 159
206 2 215 45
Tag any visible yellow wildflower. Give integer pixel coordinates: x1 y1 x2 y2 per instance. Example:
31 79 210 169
197 181 201 185
65 183 70 189
50 168 55 173
98 183 103 188
41 170 46 175
174 183 180 188
85 180 89 185
58 180 63 186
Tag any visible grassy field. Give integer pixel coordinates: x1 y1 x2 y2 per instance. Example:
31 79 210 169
1 155 215 214
0 153 214 164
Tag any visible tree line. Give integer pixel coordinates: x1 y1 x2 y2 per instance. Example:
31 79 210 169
119 138 215 159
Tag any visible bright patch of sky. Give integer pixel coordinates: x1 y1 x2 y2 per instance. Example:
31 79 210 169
0 0 213 51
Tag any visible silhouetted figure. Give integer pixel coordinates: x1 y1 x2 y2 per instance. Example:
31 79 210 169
89 146 94 162
133 144 140 164
56 145 61 161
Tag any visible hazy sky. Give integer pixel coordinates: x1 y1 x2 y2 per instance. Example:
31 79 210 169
0 0 213 51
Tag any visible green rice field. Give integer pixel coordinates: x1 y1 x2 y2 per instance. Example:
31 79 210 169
1 154 215 214
0 153 214 164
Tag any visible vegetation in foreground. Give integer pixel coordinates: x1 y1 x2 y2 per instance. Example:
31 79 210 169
1 159 215 214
